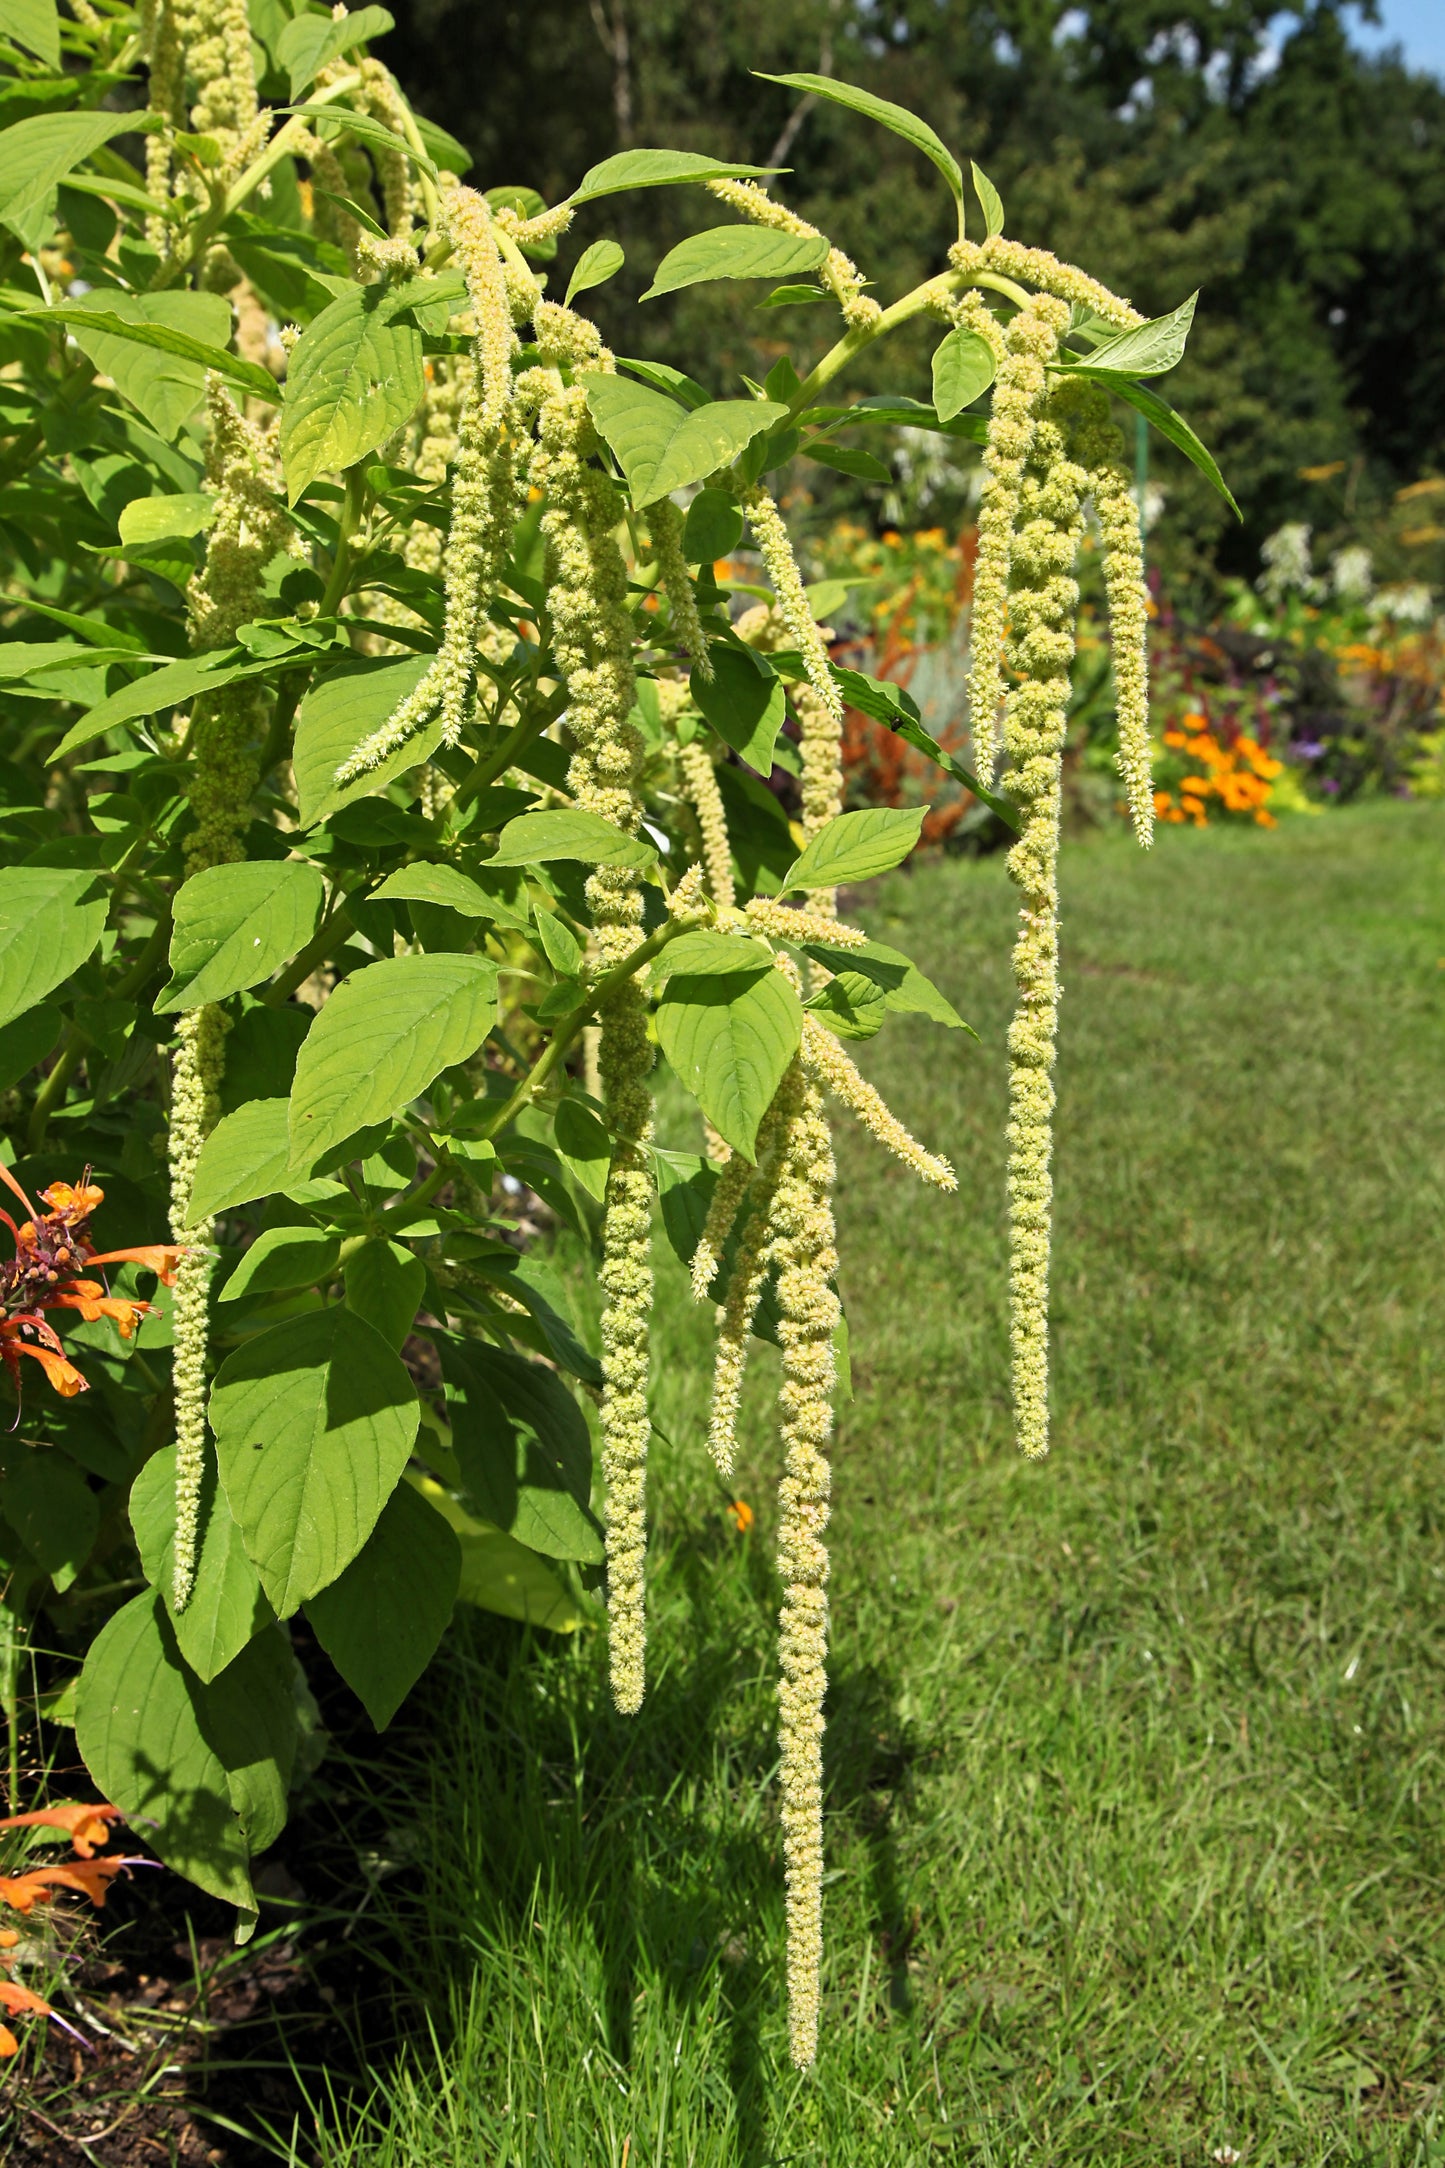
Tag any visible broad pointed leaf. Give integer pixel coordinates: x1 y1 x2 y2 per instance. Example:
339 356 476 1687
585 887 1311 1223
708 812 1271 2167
581 374 787 507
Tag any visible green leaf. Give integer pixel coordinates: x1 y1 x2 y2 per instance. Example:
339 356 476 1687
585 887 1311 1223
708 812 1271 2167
642 224 827 301
287 952 498 1172
971 160 1005 238
371 861 532 931
50 650 280 763
0 1441 97 1589
43 293 275 436
438 1336 601 1564
129 1446 277 1683
157 860 326 1013
344 1238 425 1351
784 806 925 892
755 71 963 202
277 3 393 97
470 1247 602 1386
211 1307 420 1619
0 869 105 1029
551 1094 612 1201
798 937 971 1033
76 1591 295 1911
829 663 1021 830
305 1478 459 1729
614 356 710 409
564 237 625 306
690 642 784 775
931 327 997 421
488 807 656 871
187 1097 290 1224
0 0 59 68
651 929 773 985
218 1225 342 1303
1062 293 1197 379
531 907 583 977
758 283 825 309
293 655 440 828
0 110 143 233
580 374 788 508
803 393 986 443
1077 374 1239 517
0 1003 61 1091
570 149 783 205
656 964 802 1160
117 491 216 547
681 487 744 563
801 439 893 484
281 285 425 504
804 969 888 1040
407 1474 583 1630
276 104 437 179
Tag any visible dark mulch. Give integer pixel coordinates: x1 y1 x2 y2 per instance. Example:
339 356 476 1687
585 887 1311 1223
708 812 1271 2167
1 1630 419 2166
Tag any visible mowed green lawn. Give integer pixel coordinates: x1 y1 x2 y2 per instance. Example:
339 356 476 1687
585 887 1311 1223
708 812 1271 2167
321 802 1445 2167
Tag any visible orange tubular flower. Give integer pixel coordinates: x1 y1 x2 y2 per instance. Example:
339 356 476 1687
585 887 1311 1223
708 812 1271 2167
0 1857 132 1912
0 1164 179 1406
0 1803 122 1858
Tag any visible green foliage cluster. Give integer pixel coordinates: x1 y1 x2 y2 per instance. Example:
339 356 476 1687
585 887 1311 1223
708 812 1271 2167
0 0 1224 2052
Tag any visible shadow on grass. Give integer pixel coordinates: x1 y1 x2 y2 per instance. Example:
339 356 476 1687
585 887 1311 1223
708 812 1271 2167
372 1515 935 2163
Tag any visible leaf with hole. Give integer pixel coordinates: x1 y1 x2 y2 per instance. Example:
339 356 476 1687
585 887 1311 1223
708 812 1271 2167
643 225 826 300
211 1307 419 1619
157 861 326 1013
287 953 497 1172
581 374 787 508
655 964 802 1160
305 1478 459 1729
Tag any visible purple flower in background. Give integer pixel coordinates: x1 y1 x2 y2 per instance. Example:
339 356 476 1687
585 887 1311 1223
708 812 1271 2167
1292 737 1325 761
1320 776 1341 795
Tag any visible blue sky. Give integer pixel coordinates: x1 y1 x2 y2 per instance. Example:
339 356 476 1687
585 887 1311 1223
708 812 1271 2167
1345 0 1445 75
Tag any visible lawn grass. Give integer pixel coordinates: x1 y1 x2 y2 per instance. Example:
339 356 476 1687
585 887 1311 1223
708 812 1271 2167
310 801 1445 2167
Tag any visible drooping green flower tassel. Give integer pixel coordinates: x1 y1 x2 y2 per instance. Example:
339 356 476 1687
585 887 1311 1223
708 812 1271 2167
999 408 1089 1460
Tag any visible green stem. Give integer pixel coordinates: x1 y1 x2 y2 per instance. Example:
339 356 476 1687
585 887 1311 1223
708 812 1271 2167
256 665 309 782
318 465 369 618
784 266 1031 421
443 699 549 827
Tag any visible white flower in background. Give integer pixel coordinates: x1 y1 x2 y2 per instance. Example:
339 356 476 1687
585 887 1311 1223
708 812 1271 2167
1374 581 1436 626
1258 521 1320 603
1331 544 1373 601
1141 479 1167 534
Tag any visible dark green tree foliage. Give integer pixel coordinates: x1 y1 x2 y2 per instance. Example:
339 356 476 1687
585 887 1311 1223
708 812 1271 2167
386 0 1445 576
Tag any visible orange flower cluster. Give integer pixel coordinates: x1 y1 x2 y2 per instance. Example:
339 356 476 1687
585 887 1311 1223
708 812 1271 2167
0 1799 132 2056
0 1165 180 1403
1155 716 1283 827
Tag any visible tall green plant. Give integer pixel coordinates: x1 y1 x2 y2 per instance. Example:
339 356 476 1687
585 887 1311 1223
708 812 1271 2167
0 0 1231 2064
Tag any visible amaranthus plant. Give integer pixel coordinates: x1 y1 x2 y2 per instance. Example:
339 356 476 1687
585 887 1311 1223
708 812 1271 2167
0 7 1233 2064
